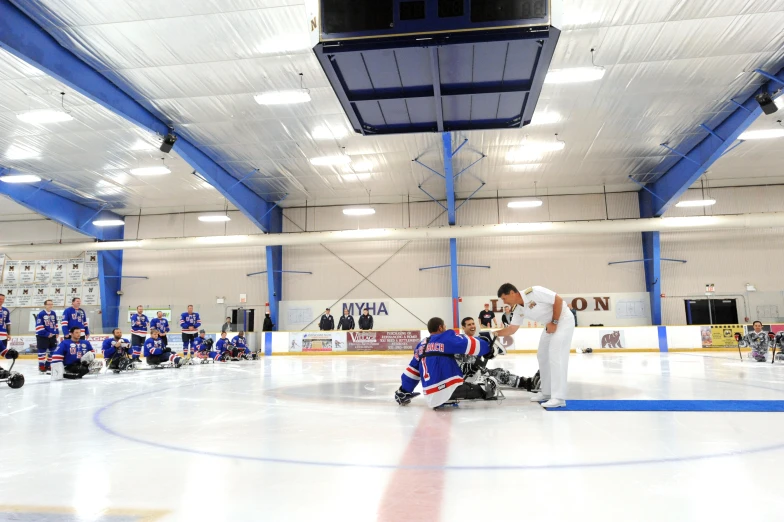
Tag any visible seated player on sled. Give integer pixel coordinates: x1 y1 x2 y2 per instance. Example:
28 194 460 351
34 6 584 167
102 328 135 373
736 321 774 362
51 328 101 379
0 344 24 389
394 317 505 409
230 331 254 360
193 330 220 363
144 329 184 368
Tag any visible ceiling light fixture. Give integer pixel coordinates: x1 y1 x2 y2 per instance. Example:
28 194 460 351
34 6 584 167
310 155 352 166
92 219 125 227
311 125 349 140
737 129 784 140
198 215 231 222
675 199 716 208
5 145 40 160
530 111 562 125
508 199 544 208
130 166 171 176
544 67 605 84
16 109 73 124
342 208 375 216
254 90 310 105
0 174 42 183
130 140 158 151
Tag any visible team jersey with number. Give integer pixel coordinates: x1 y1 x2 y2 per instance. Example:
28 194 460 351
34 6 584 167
399 329 490 408
150 317 170 334
102 337 131 359
180 312 201 332
36 310 58 337
144 337 167 357
130 314 150 336
61 307 89 336
51 339 94 366
0 307 10 341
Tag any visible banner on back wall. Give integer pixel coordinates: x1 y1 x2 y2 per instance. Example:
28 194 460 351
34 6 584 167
19 261 36 284
701 325 746 348
52 260 67 284
347 330 421 351
35 260 51 283
3 260 19 285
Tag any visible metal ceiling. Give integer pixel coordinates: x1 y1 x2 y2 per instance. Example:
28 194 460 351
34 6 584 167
0 0 783 215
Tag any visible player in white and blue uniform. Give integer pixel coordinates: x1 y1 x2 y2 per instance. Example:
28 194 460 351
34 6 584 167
143 329 183 367
130 305 149 362
231 331 252 360
180 305 201 358
61 298 89 340
35 300 59 373
0 293 11 358
395 317 501 408
51 328 96 379
150 311 170 349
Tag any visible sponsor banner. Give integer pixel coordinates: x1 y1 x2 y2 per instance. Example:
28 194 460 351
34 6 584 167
35 260 52 283
82 281 100 305
3 260 19 285
347 330 420 351
8 334 112 355
49 286 67 307
67 258 84 284
17 284 34 307
52 260 68 284
701 325 745 348
289 332 347 352
19 261 36 284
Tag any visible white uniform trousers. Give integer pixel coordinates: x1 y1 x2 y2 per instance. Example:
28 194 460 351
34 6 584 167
536 308 575 401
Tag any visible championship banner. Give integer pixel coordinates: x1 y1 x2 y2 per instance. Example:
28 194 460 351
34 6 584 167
701 325 745 348
84 251 99 280
35 260 52 283
49 286 67 307
0 254 5 282
67 258 84 283
32 284 50 307
67 284 82 301
19 260 36 284
3 260 19 285
82 281 100 305
289 332 347 352
51 259 68 284
17 284 34 307
347 330 420 351
2 285 19 307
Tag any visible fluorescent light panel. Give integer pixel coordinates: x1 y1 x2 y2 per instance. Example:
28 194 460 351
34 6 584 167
737 129 784 140
675 199 716 208
545 67 605 84
254 90 311 105
508 199 543 208
0 174 42 183
342 208 375 216
92 219 125 227
198 215 231 222
311 125 348 140
310 155 352 166
5 145 40 160
130 166 171 176
16 109 73 124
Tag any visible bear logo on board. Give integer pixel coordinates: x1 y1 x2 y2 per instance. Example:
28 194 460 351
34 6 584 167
601 331 622 348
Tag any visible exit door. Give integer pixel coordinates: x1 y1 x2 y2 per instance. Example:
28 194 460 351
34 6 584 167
685 299 738 325
230 308 256 332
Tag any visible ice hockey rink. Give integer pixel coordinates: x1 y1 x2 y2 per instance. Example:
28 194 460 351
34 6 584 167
4 351 784 522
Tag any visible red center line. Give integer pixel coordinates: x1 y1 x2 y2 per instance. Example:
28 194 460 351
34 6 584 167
377 411 453 522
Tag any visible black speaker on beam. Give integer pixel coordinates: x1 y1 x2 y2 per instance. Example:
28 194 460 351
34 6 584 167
160 133 177 153
756 92 779 115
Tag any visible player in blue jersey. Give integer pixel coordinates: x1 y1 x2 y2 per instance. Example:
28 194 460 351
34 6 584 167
129 305 149 362
193 330 221 363
35 300 59 373
150 311 170 349
230 331 253 360
180 305 201 360
51 328 98 379
102 328 134 372
62 298 89 340
395 317 503 408
215 332 232 362
144 329 184 367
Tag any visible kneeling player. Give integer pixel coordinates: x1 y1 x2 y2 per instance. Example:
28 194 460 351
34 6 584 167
231 331 253 360
394 317 504 408
51 328 100 379
102 328 134 372
144 329 183 368
460 317 540 391
0 344 24 389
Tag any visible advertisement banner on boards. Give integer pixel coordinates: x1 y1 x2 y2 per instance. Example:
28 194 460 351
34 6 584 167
347 330 421 351
701 325 746 348
289 332 347 352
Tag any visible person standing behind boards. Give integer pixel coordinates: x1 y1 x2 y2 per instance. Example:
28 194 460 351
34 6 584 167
478 303 498 329
501 305 513 327
493 283 575 409
358 308 374 330
337 309 355 331
319 308 334 331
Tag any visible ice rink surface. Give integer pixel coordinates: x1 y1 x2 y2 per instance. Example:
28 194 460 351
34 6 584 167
3 352 784 522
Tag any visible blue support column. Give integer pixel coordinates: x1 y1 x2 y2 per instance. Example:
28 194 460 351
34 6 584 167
442 133 456 226
264 207 283 330
0 0 274 232
97 251 123 331
641 231 662 326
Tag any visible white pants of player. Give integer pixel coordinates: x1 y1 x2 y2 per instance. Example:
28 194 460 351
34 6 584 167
537 308 575 401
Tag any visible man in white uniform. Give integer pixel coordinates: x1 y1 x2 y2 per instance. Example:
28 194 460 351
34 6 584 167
493 283 575 408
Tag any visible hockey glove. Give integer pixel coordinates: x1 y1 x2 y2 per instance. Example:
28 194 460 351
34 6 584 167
769 332 776 343
488 336 507 359
394 387 420 406
734 333 742 343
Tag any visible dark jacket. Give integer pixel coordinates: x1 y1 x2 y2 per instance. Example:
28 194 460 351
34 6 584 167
337 315 355 330
263 314 274 331
502 312 513 327
358 314 374 330
319 314 335 331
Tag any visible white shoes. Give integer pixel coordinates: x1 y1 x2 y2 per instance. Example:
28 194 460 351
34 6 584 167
542 399 566 408
529 393 550 403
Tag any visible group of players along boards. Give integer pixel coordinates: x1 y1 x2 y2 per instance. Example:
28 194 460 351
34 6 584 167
0 300 256 389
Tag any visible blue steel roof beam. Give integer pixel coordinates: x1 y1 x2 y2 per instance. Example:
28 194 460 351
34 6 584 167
429 47 444 132
442 133 456 225
0 182 123 241
0 0 273 232
645 67 784 216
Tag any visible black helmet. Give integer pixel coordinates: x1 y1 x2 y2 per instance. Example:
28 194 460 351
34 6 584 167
7 372 24 389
